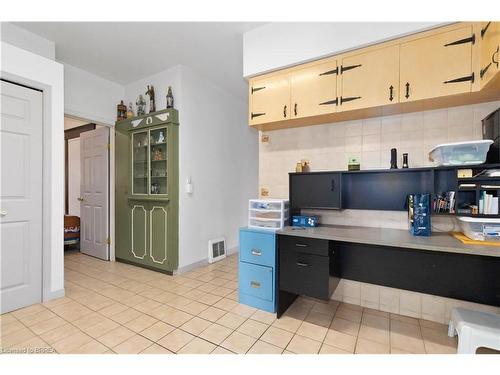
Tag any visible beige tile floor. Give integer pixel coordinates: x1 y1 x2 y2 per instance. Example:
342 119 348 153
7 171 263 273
0 252 464 354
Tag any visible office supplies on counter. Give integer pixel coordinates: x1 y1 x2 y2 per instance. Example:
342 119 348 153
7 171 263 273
433 191 455 213
248 199 289 231
457 169 473 178
482 107 500 164
478 191 499 215
457 216 500 241
408 193 431 236
429 140 493 166
292 215 319 227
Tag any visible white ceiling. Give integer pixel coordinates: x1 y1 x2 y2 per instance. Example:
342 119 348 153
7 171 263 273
14 22 264 98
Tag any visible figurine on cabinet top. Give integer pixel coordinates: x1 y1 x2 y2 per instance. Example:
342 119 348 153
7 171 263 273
127 102 134 118
117 100 127 121
145 85 156 113
136 94 146 116
166 86 174 109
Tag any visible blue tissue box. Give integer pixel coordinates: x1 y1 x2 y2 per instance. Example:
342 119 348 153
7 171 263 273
292 215 319 227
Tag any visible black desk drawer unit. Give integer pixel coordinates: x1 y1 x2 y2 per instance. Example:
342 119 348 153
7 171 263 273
277 235 338 316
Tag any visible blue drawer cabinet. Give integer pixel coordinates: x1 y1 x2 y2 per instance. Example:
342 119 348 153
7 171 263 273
239 228 276 313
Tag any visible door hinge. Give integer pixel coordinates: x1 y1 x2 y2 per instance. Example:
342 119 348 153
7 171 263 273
251 86 266 94
444 34 475 47
340 64 362 74
443 73 475 84
480 63 492 79
106 143 111 150
106 237 111 245
319 67 339 76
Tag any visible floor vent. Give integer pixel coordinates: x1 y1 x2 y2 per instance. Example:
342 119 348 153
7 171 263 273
208 237 226 263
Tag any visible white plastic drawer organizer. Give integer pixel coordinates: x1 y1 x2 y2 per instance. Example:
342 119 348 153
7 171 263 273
248 199 289 231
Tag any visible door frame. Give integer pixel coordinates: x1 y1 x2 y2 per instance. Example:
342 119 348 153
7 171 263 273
1 42 65 303
64 117 115 262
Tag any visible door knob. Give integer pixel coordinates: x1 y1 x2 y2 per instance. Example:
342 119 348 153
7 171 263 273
1 209 7 217
77 197 84 202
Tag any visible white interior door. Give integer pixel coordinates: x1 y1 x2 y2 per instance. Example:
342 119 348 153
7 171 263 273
68 138 81 217
0 80 43 313
80 127 110 260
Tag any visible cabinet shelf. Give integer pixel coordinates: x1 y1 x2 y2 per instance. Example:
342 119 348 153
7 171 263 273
151 159 167 162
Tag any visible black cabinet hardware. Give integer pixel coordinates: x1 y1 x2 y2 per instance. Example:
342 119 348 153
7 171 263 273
444 73 474 84
493 46 499 67
331 178 335 191
283 105 287 118
295 243 308 248
294 103 298 116
481 22 491 38
389 85 394 101
340 96 361 104
481 63 492 79
444 34 475 47
251 86 265 94
319 67 339 76
405 82 410 99
340 64 362 74
251 112 265 119
319 98 338 106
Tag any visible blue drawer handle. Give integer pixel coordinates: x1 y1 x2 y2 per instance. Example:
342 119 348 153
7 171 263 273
251 249 262 256
250 281 261 288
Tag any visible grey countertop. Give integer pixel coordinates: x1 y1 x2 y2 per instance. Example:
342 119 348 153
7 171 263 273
277 225 500 258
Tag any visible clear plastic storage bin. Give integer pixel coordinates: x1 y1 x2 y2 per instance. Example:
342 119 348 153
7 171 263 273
429 140 493 166
457 216 500 241
248 199 289 231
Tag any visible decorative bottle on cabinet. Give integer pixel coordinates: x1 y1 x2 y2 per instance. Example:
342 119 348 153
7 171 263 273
115 109 179 274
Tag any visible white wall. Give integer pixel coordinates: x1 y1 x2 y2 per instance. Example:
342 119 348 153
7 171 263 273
0 22 55 60
125 65 259 270
64 63 125 126
1 41 65 300
243 22 444 77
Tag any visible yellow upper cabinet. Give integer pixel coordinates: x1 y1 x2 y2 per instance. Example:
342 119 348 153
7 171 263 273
339 45 399 111
290 60 339 119
479 22 500 88
400 26 475 102
249 74 290 126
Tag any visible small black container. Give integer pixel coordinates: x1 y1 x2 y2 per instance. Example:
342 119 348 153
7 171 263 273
390 148 398 169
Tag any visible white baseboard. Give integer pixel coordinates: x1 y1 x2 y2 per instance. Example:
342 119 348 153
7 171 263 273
43 288 65 302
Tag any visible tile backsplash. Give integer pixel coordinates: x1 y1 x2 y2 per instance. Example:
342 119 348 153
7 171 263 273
259 101 500 230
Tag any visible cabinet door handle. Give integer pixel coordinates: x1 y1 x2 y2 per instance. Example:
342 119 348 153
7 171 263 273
481 63 492 79
389 85 394 101
283 105 287 118
250 281 261 288
296 262 310 267
331 178 335 191
340 96 361 105
295 243 308 247
251 249 262 256
77 197 84 202
0 209 7 217
493 46 499 67
294 103 298 116
405 82 410 99
444 73 474 84
481 22 491 38
251 112 265 120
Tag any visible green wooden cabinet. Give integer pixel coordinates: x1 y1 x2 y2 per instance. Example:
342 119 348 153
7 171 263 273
115 109 179 273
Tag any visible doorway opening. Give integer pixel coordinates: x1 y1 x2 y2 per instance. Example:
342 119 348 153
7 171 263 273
64 115 111 261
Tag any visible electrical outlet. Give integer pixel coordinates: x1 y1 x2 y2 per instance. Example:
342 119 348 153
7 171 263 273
260 187 269 197
261 134 269 143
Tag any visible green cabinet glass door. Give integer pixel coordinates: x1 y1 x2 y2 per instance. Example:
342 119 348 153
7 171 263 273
132 131 148 195
150 127 168 195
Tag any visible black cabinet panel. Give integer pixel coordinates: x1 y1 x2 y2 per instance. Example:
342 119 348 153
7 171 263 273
333 242 500 307
290 172 342 210
280 235 329 256
342 170 433 211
